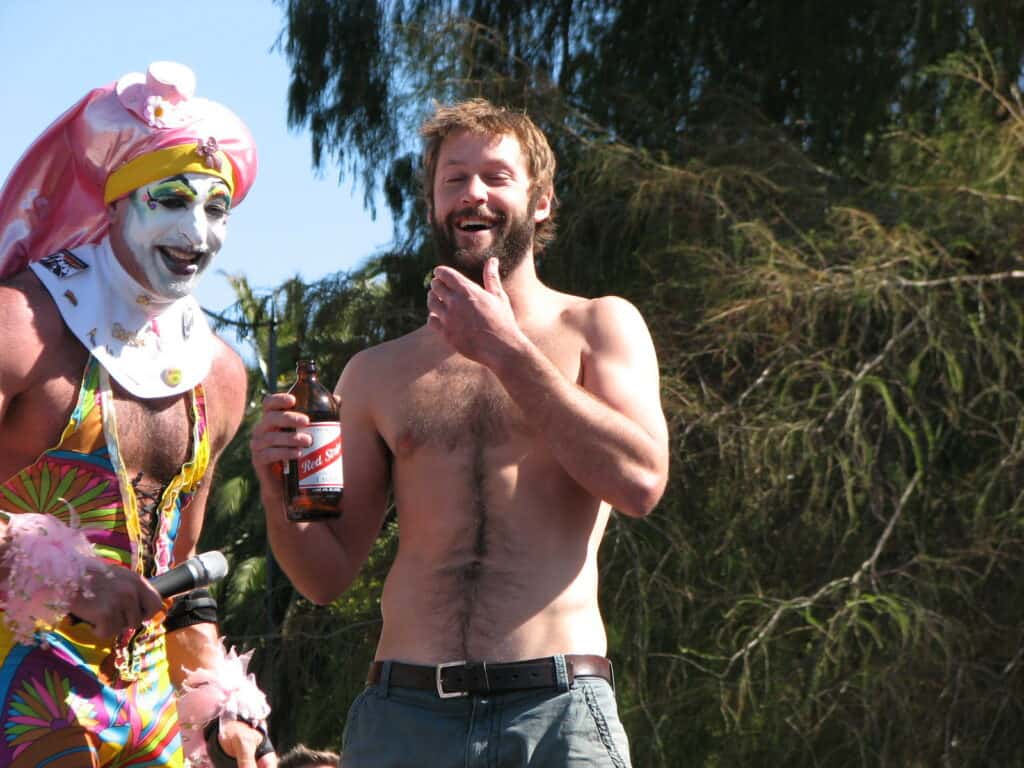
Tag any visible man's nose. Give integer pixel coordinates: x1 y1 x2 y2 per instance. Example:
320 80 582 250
461 175 487 207
179 208 209 248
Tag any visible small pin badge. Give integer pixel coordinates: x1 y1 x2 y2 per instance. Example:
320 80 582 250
162 368 183 387
111 322 146 348
40 250 89 278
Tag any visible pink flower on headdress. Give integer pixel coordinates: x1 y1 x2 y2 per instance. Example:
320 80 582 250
195 137 223 171
145 95 173 128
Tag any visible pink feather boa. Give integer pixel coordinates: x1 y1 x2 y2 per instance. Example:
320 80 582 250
0 511 95 644
176 642 271 767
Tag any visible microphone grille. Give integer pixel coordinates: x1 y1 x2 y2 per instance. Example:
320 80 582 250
196 550 229 583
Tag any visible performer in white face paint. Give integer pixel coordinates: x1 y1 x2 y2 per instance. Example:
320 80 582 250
0 62 275 768
112 172 232 300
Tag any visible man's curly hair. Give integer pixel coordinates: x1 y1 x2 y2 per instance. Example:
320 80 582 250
420 98 558 253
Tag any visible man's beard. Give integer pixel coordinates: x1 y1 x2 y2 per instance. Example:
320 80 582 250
432 203 535 286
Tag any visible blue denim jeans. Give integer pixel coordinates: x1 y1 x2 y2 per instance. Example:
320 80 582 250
341 656 632 767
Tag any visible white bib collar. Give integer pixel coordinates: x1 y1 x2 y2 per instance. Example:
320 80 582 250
31 240 216 398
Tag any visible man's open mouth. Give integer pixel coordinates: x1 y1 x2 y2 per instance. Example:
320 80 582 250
456 217 497 232
158 246 203 275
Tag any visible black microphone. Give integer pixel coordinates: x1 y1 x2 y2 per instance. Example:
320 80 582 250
149 551 229 598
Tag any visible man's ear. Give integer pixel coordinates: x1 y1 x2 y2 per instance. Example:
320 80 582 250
106 199 124 227
532 186 553 223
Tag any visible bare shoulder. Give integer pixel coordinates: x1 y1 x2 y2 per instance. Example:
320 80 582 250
0 270 64 340
558 292 651 348
337 327 429 397
208 335 247 387
202 336 248 452
0 270 68 380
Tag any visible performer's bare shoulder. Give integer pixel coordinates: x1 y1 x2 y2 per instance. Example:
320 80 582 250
0 271 88 478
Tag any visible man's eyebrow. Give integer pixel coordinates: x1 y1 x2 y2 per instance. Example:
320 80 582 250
208 187 233 206
150 175 199 196
441 158 515 170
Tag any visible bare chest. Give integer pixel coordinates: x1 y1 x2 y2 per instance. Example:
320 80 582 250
110 390 192 487
389 360 528 457
384 334 582 457
2 373 191 498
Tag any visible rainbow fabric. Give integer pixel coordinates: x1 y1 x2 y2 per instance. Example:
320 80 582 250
0 356 210 767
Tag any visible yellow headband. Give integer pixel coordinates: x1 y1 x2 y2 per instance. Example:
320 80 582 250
104 141 234 204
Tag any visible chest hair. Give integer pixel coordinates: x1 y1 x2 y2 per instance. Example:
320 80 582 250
111 392 192 486
394 361 530 455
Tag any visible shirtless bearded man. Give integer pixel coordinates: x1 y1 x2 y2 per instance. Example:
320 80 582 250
0 63 273 767
252 98 669 767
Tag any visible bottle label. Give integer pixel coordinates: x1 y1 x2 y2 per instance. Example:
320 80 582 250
297 422 343 491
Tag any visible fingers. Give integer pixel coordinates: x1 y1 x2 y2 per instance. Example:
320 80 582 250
426 284 447 321
431 264 465 289
250 393 312 475
482 257 503 295
220 720 268 768
261 391 297 410
137 578 164 618
430 269 457 298
70 563 164 637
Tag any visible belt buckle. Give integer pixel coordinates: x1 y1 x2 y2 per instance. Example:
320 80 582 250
436 660 469 698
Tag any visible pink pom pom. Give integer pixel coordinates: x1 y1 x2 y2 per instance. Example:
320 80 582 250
0 512 95 644
176 640 271 766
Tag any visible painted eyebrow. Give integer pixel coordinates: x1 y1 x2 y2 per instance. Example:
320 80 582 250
208 188 233 208
149 175 200 196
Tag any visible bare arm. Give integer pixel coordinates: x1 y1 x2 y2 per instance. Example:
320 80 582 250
0 280 37 557
251 350 391 603
0 275 51 480
428 258 669 517
165 343 276 767
0 276 164 631
164 344 246 656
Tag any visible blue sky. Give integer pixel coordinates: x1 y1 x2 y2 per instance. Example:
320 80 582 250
0 0 395 320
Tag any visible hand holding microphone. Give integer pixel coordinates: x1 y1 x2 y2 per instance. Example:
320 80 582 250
149 551 229 598
70 551 229 636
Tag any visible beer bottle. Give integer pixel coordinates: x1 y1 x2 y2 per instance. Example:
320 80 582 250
284 359 343 521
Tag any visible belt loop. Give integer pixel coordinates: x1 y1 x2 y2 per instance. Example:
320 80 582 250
553 654 570 692
379 660 393 699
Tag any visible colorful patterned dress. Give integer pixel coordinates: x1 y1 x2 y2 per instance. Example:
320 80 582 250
0 355 210 767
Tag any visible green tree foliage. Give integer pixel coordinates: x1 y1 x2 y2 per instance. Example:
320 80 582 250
201 1 1024 762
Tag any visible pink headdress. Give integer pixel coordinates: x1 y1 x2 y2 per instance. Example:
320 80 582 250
0 61 257 279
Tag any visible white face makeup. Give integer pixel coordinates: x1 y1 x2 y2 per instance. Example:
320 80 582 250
110 172 231 300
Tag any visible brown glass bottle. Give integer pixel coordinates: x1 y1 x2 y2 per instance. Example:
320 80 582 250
284 359 343 521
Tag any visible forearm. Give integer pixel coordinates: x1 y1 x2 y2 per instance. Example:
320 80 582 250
262 488 357 603
167 620 275 766
166 620 222 688
493 337 667 517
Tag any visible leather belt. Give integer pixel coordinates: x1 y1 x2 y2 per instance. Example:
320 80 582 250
367 655 614 698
